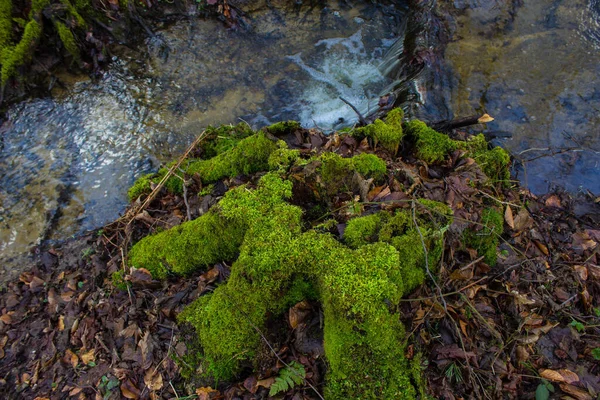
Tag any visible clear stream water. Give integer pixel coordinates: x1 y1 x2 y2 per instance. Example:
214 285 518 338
0 0 599 280
0 1 403 279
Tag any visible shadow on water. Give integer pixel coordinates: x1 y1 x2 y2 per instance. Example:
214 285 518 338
0 0 406 280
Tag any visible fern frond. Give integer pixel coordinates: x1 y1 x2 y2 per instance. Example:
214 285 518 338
268 361 306 396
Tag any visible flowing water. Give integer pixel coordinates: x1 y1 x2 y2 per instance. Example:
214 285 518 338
2 0 600 280
0 1 404 280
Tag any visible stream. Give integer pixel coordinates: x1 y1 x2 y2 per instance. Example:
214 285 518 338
1 0 599 280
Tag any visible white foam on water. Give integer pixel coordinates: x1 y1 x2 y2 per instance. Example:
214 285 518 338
289 29 392 131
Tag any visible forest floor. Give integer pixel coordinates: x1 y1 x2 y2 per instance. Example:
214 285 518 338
0 122 599 400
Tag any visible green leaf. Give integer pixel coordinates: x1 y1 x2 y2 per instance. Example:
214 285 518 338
592 348 600 360
570 319 585 333
268 361 306 396
535 383 550 400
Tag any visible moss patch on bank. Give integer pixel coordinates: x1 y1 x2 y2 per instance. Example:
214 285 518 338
125 113 511 398
134 173 453 398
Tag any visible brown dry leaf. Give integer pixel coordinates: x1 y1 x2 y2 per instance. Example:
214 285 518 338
540 369 579 384
289 300 312 329
47 288 59 313
0 312 12 325
80 349 95 365
373 186 391 202
559 383 592 400
459 319 468 337
257 377 276 389
34 397 51 400
121 379 141 399
68 387 83 396
144 369 163 392
465 284 486 300
196 386 219 400
64 349 79 368
511 290 536 305
513 208 533 231
199 267 220 284
530 321 559 335
516 346 529 362
545 194 562 208
574 265 588 281
139 331 154 370
505 206 515 229
449 268 473 281
61 290 75 302
534 240 549 256
572 232 597 252
517 334 540 344
127 268 154 286
58 315 65 331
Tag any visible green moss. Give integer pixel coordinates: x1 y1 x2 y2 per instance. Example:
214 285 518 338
162 174 453 396
54 21 81 62
186 132 277 183
1 19 42 85
344 212 385 248
111 270 128 291
128 211 246 278
262 120 301 136
457 134 511 183
268 141 299 172
127 172 155 201
201 122 256 159
356 108 404 154
352 153 387 179
317 152 387 196
465 207 503 266
405 119 457 163
0 0 12 52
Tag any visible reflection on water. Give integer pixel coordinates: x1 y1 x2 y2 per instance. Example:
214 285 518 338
442 0 600 194
0 1 403 280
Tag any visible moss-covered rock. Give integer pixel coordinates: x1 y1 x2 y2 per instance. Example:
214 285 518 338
127 131 278 200
405 119 458 163
54 20 81 62
262 120 301 136
355 107 404 154
128 211 246 278
132 171 452 397
316 151 387 196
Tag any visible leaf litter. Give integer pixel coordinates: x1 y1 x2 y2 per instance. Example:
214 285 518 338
0 122 599 399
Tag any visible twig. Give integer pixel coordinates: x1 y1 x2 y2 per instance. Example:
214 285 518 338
339 96 368 126
181 173 192 221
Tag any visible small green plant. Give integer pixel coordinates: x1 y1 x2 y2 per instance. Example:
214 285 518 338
98 375 120 399
535 379 554 400
591 348 600 360
81 247 94 260
570 318 585 333
269 361 306 396
594 307 600 318
445 362 463 384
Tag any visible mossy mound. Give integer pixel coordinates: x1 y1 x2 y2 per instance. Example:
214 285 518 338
131 172 453 398
125 115 512 398
0 0 93 86
354 107 404 154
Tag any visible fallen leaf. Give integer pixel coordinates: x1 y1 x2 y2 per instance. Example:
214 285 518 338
257 377 275 389
574 265 588 281
144 369 163 391
534 240 549 256
540 368 579 384
80 349 95 365
121 379 140 399
289 300 312 329
505 206 514 229
139 331 154 370
196 386 219 400
58 315 65 331
64 349 79 368
559 383 592 400
513 208 533 232
545 194 562 208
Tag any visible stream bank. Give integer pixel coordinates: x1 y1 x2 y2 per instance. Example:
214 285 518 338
0 113 599 399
